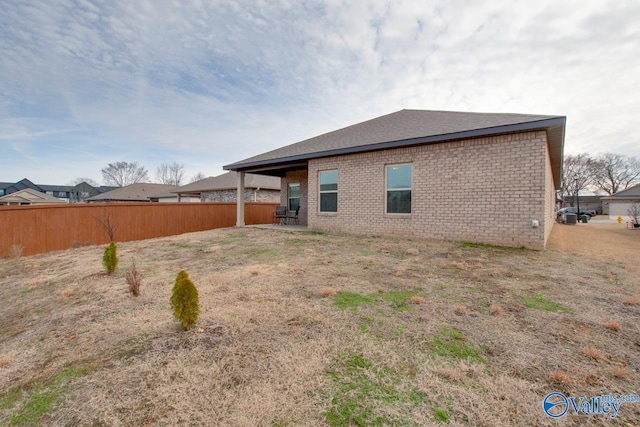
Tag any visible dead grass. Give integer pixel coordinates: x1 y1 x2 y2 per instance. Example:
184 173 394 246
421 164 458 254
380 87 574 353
410 295 425 305
623 295 640 306
581 346 605 361
488 304 504 315
320 287 337 297
612 365 632 379
0 226 639 426
453 304 470 315
604 319 621 331
548 370 573 386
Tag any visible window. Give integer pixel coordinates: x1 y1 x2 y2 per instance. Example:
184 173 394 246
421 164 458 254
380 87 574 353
386 164 412 214
288 183 300 211
46 191 54 196
319 170 338 213
58 192 67 197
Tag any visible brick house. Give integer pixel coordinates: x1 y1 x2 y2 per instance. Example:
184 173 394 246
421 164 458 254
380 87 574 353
224 109 566 249
173 172 280 203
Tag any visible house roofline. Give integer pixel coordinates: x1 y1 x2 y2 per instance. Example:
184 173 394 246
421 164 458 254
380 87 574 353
224 117 565 182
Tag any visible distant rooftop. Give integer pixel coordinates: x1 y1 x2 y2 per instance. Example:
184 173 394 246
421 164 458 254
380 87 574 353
173 172 281 195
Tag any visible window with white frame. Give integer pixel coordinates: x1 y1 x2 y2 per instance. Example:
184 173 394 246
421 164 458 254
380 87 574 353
386 164 412 214
288 183 300 211
319 170 338 213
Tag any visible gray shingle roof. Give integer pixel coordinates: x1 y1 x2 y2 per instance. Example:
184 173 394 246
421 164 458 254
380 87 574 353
601 183 640 199
173 172 281 194
223 109 566 184
86 183 177 202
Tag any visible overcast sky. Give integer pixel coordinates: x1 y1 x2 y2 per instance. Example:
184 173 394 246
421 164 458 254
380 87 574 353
1 0 639 185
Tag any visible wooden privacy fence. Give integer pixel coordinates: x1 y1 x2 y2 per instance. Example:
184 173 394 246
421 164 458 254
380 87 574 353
0 202 279 257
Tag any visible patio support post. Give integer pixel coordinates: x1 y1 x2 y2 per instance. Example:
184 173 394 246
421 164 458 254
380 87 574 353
236 171 245 227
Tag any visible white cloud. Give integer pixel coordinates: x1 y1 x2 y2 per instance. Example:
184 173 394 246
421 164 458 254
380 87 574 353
0 0 639 184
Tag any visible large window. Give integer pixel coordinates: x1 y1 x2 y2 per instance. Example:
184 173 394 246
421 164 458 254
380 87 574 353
319 170 338 213
386 164 412 214
288 183 300 211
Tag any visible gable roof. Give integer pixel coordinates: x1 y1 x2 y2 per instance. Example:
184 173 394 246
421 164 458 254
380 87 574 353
601 183 640 200
173 172 281 195
86 183 177 202
3 178 42 195
223 109 566 184
0 188 67 205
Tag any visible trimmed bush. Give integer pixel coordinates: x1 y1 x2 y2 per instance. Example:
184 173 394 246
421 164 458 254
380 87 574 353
102 242 118 275
170 270 199 330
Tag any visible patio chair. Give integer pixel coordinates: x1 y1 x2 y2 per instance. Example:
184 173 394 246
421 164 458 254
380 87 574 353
286 205 301 225
274 206 287 225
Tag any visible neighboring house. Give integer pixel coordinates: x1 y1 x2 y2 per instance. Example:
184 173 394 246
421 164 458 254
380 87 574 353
173 172 280 203
0 188 68 206
601 184 640 221
39 185 72 202
1 178 43 197
69 182 118 203
224 109 566 250
0 178 115 203
86 183 177 202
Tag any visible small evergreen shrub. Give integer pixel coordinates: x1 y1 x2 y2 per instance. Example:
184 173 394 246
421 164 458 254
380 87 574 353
170 270 199 330
102 241 118 275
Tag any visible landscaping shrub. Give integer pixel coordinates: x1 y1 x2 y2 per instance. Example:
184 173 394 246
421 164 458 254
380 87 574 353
125 259 143 296
102 242 118 275
170 270 199 330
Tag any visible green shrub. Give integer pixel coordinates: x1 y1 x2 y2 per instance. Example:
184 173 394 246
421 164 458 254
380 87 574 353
102 241 118 275
170 270 199 330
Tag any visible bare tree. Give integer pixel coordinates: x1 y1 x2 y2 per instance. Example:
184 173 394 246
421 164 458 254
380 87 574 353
101 161 150 187
628 203 640 226
156 162 186 186
94 209 118 241
189 172 207 183
561 153 594 206
590 153 640 195
68 177 100 187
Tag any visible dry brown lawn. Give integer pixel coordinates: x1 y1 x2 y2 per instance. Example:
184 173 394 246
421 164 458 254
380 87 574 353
1 221 639 426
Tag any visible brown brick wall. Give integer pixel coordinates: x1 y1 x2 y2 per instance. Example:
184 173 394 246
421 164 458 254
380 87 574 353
304 131 553 249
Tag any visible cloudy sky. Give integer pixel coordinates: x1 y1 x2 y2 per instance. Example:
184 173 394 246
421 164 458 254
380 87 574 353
1 0 639 185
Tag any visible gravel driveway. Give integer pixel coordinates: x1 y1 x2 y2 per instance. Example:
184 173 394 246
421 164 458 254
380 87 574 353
547 216 639 275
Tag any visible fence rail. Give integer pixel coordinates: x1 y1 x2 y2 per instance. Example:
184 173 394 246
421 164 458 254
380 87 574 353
0 202 278 257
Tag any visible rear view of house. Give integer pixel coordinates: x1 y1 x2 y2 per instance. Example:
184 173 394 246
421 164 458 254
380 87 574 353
225 109 566 249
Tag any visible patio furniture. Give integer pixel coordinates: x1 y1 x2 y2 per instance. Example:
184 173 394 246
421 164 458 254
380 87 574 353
286 206 301 225
274 206 287 224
